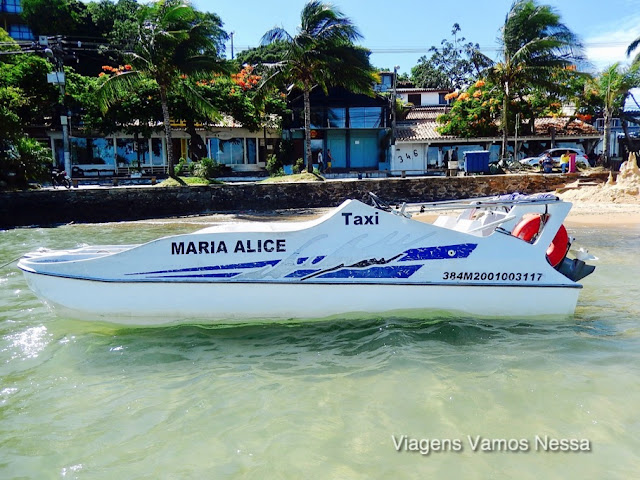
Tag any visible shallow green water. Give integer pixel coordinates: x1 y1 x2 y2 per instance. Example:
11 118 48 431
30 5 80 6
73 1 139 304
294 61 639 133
1 220 639 479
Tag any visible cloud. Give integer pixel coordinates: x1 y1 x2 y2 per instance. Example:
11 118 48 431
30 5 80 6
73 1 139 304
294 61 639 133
583 13 640 71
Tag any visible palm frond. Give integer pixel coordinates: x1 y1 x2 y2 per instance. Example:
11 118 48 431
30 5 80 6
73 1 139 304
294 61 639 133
628 37 640 57
261 27 293 45
171 79 221 122
96 71 150 113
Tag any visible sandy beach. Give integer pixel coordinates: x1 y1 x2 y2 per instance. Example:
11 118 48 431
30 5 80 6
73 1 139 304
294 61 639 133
138 161 640 230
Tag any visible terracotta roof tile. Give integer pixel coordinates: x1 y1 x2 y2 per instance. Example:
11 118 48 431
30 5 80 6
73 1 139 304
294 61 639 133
396 111 599 142
404 106 451 121
533 117 599 135
396 121 454 141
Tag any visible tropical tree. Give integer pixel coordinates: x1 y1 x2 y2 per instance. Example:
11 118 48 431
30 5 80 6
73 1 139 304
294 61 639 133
97 0 228 177
261 1 378 172
437 79 501 138
411 24 491 90
22 0 93 37
0 29 59 187
487 0 582 157
584 63 640 164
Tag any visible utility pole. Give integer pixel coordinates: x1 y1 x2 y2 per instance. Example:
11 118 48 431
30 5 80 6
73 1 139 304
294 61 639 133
514 113 519 161
391 65 399 145
43 36 71 175
230 32 234 60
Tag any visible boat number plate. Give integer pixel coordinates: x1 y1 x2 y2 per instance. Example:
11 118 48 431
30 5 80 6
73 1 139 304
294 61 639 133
442 271 543 282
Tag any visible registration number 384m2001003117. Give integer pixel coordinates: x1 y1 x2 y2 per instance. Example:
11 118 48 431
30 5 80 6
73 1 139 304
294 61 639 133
442 271 544 282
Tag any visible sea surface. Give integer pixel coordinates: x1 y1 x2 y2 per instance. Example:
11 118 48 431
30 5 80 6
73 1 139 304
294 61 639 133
1 219 639 479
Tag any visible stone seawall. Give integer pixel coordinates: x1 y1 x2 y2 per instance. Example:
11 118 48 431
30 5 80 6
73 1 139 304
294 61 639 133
1 174 587 228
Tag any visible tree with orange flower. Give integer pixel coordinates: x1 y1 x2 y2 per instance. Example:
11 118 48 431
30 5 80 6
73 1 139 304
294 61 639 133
96 0 228 177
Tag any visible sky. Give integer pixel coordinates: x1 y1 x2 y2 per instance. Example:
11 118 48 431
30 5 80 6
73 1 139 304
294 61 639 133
193 0 640 74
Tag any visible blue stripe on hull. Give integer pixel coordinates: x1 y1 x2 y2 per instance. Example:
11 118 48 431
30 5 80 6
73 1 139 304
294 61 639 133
399 244 477 261
318 265 423 279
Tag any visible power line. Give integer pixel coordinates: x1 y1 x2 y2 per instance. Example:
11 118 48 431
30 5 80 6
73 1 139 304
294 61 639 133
231 40 639 55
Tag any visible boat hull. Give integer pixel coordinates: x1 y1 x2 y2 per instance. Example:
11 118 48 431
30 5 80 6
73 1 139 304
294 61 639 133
24 271 581 325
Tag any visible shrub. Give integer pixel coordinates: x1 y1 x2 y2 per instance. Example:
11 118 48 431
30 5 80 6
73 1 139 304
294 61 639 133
0 137 52 188
293 158 304 174
266 153 283 176
192 158 225 178
174 157 188 177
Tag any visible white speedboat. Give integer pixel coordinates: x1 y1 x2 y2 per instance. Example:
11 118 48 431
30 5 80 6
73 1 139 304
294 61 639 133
18 193 595 325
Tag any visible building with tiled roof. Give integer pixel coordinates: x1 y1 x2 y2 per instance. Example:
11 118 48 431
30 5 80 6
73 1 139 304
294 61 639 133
390 105 602 175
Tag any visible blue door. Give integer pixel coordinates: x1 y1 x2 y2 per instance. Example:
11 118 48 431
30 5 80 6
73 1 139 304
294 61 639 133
350 131 379 168
326 131 347 169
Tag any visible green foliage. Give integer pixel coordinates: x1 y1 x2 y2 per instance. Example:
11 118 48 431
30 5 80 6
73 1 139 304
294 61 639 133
277 139 294 165
584 63 640 159
437 80 500 137
192 158 226 178
158 176 220 186
411 24 491 90
0 86 25 141
482 0 583 154
22 0 92 36
260 172 324 183
236 42 288 68
174 157 188 177
96 0 230 177
0 44 58 133
188 67 287 132
265 153 283 176
293 158 304 174
0 137 52 188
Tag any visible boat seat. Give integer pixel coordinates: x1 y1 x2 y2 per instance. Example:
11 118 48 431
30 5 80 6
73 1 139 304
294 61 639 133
452 218 481 233
433 215 458 229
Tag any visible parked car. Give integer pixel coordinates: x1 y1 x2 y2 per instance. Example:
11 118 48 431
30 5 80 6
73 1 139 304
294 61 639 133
520 148 590 168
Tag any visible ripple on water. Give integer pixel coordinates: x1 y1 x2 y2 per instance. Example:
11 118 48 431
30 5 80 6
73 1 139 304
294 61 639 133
0 224 638 478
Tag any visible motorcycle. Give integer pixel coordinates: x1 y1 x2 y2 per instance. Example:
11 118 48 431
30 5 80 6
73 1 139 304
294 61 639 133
51 168 71 189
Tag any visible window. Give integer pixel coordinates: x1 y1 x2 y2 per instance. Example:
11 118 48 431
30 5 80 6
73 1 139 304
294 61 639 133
209 138 245 164
310 108 325 129
349 107 383 128
3 0 22 14
407 93 421 106
151 138 164 165
71 138 114 166
8 24 33 41
116 138 150 166
328 108 346 128
246 138 257 164
439 93 448 104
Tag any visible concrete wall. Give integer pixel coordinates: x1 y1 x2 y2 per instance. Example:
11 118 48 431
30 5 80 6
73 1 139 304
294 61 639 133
1 174 593 228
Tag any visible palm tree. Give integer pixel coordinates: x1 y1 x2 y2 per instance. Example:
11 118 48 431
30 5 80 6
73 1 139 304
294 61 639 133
627 36 640 65
261 1 378 172
97 0 227 177
587 63 640 165
488 0 582 158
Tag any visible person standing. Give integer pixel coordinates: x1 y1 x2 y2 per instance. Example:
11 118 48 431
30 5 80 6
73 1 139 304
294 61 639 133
560 151 570 173
326 149 333 173
451 147 458 162
317 151 324 173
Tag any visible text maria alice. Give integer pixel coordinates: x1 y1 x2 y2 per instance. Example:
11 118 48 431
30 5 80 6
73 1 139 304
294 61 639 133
171 238 286 255
392 435 591 455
